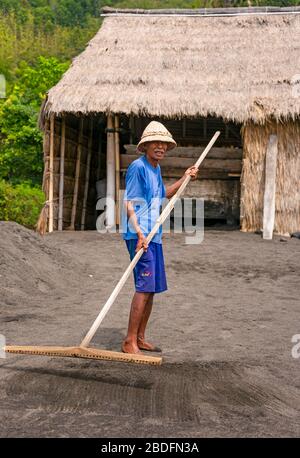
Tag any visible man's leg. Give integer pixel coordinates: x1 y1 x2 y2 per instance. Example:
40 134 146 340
137 293 160 351
122 292 152 354
137 293 154 339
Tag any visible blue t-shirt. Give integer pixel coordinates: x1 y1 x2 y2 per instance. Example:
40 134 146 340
122 155 166 244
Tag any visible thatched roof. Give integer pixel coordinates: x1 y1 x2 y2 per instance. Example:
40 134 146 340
42 7 300 124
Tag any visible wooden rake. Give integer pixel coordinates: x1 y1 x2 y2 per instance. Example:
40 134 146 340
5 132 220 365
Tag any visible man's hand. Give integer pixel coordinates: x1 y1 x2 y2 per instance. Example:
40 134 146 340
184 166 199 181
136 232 148 252
165 165 200 198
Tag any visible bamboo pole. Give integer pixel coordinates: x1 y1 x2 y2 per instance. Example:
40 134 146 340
81 118 93 230
58 117 66 231
36 119 51 235
106 114 115 228
49 114 55 233
43 119 50 182
80 131 221 348
114 114 120 226
70 118 84 230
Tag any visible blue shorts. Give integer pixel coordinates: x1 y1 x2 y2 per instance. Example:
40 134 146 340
125 239 168 294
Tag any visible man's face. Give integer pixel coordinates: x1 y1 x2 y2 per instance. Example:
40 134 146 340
144 141 168 162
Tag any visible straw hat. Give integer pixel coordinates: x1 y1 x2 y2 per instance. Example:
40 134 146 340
137 121 177 152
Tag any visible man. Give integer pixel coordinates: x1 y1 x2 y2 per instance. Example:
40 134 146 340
122 121 198 354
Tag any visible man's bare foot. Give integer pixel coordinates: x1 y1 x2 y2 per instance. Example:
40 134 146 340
137 336 162 352
121 340 141 354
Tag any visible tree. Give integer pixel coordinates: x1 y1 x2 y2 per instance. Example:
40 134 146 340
0 56 69 184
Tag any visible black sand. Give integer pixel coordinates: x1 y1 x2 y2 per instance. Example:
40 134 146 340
1 221 300 437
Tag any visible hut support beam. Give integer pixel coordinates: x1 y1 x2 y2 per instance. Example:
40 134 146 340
106 114 115 228
182 118 186 138
96 119 102 181
49 114 55 233
70 118 84 230
114 115 120 226
263 134 278 240
81 118 93 230
129 115 134 143
58 117 66 231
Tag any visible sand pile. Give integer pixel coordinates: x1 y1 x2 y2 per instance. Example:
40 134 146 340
0 222 82 308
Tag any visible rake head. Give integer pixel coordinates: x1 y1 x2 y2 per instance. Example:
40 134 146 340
5 345 162 365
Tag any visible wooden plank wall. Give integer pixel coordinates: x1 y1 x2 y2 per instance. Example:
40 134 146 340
125 116 242 148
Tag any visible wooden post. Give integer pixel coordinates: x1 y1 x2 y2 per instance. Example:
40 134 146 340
106 114 115 228
114 114 120 226
263 134 278 240
182 118 186 138
70 118 84 230
81 118 93 230
49 114 55 233
225 124 229 140
96 118 102 181
129 115 134 144
58 117 66 231
203 118 207 140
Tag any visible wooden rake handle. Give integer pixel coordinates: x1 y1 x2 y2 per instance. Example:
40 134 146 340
80 131 221 348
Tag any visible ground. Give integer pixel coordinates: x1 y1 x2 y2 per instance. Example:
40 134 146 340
0 221 300 437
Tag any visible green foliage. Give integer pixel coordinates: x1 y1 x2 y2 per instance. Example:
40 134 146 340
0 7 101 86
0 1 103 226
0 1 104 27
0 57 69 184
0 179 45 228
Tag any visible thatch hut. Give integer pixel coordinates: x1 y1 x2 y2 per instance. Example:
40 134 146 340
38 6 300 237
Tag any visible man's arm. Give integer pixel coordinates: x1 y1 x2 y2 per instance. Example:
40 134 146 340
165 166 199 199
124 201 148 252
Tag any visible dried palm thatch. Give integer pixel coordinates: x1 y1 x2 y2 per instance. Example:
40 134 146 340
36 202 49 235
40 9 300 124
241 120 300 234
